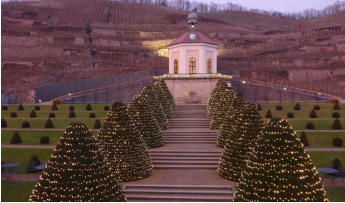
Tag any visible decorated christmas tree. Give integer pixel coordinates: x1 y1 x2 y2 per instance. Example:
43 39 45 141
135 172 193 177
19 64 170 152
216 93 246 147
235 118 328 202
141 86 168 130
210 87 236 130
207 80 228 119
158 79 176 111
29 122 126 202
217 103 264 181
96 102 152 182
153 82 174 118
128 95 164 148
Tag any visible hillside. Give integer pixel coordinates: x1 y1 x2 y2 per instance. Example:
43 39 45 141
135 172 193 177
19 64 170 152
1 0 345 103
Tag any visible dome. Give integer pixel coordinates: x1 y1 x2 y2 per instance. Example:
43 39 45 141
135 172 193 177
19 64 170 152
187 12 198 19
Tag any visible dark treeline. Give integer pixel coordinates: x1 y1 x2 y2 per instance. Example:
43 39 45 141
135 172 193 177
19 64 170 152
114 0 345 20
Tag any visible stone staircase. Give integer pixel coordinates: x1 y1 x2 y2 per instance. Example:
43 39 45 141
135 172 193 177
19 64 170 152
123 184 234 202
149 150 221 169
124 104 234 202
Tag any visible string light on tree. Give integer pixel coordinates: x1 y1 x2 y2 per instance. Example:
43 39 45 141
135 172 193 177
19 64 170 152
235 118 328 202
95 102 152 182
207 80 228 120
218 103 264 182
128 94 164 148
29 122 126 202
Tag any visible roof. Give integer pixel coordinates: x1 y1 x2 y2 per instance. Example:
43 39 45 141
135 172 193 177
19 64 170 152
168 31 218 47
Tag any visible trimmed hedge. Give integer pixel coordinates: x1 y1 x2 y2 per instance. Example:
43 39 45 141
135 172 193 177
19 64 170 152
51 104 58 111
10 112 17 118
333 102 341 110
2 119 8 128
306 122 315 129
2 106 8 111
332 119 342 129
300 131 309 147
69 105 74 111
89 113 96 118
104 105 110 111
332 112 340 118
287 112 294 118
333 137 343 147
10 132 22 144
275 105 283 111
18 104 24 111
94 119 102 129
44 119 54 128
22 121 30 128
294 103 301 110
29 110 37 118
40 136 50 144
86 104 92 111
35 105 41 111
309 109 317 118
49 113 55 118
69 111 76 118
265 110 272 118
313 105 320 110
257 104 262 111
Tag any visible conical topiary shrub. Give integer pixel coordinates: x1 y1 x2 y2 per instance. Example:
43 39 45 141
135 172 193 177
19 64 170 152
216 93 245 147
265 110 272 118
1 119 7 128
96 102 152 182
44 119 54 128
29 122 126 202
129 95 164 148
94 119 102 129
141 86 168 130
10 132 22 144
235 118 328 202
300 131 309 147
34 105 40 111
29 110 37 118
217 103 264 181
309 109 317 118
18 104 24 111
333 102 340 110
51 104 58 111
207 80 228 120
211 88 236 130
153 81 174 118
86 104 92 111
158 79 176 111
332 118 342 129
294 103 301 110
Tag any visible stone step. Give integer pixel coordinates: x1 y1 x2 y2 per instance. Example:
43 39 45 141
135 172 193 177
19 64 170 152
124 184 233 201
164 136 216 139
152 160 219 165
153 165 218 169
167 125 210 128
163 132 217 136
149 150 222 154
165 140 216 144
177 105 207 111
149 153 221 157
150 157 220 161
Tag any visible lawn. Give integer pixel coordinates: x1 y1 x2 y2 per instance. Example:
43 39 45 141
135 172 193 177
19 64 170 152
1 148 53 173
1 104 110 112
1 181 344 202
1 181 36 202
295 132 345 148
2 110 108 118
1 130 98 145
308 151 345 168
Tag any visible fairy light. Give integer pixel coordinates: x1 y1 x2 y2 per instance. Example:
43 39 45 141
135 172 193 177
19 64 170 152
128 92 164 149
28 122 126 202
234 118 329 202
95 102 153 182
153 73 232 80
152 79 176 119
217 103 264 182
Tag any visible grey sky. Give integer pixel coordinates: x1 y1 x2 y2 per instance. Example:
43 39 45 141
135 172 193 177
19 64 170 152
198 0 339 13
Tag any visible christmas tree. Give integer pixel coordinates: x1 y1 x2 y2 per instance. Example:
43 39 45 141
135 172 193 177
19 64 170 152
207 80 228 120
153 82 174 118
217 103 264 181
158 79 176 112
216 93 245 147
210 87 236 130
96 102 152 182
128 95 164 148
29 122 126 202
141 86 168 130
235 118 328 202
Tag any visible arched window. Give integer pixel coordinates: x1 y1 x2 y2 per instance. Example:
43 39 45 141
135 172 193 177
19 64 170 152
189 57 196 74
207 58 212 73
174 59 178 74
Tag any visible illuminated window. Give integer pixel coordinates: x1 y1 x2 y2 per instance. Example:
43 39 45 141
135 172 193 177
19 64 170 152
189 57 196 74
207 58 212 73
174 59 178 74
